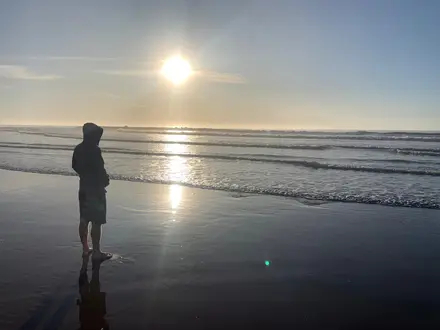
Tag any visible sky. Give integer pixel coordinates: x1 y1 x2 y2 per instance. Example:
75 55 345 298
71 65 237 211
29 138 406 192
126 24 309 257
0 0 440 130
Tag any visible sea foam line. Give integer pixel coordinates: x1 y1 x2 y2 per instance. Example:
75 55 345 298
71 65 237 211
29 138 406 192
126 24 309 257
0 165 438 209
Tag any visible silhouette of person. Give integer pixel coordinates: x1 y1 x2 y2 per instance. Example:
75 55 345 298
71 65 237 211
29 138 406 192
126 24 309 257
72 123 112 261
77 254 109 330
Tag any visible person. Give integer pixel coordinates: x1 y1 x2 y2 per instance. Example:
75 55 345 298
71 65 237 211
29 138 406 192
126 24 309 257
72 122 112 261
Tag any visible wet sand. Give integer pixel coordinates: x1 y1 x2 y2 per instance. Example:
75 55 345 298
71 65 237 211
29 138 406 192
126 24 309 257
1 170 440 329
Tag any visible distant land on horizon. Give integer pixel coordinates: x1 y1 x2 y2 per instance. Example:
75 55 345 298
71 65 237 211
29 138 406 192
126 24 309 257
1 124 440 134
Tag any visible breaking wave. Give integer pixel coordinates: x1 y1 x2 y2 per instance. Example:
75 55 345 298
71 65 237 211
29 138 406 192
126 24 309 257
1 143 440 177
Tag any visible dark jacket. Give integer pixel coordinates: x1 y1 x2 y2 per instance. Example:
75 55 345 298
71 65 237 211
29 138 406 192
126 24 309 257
72 123 109 193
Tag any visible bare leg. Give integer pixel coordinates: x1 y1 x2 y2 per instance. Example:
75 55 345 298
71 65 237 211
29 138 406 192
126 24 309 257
91 222 102 255
79 219 90 254
91 223 112 261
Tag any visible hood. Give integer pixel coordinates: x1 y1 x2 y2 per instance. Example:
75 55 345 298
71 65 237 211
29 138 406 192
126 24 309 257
82 122 103 145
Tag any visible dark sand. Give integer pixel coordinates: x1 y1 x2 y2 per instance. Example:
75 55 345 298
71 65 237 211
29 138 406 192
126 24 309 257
1 170 440 329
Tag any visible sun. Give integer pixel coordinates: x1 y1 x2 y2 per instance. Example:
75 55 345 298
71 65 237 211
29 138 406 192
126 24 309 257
160 56 192 85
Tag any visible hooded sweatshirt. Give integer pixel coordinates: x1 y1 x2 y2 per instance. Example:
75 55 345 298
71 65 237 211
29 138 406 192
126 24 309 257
72 123 109 193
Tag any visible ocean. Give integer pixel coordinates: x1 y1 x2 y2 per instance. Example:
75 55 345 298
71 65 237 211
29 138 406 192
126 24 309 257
2 127 440 329
1 126 440 209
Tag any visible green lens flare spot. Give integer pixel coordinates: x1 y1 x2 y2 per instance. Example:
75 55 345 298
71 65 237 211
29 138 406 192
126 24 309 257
265 260 270 266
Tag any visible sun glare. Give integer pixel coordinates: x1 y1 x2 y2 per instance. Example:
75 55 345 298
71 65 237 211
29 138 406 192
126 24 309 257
169 184 182 211
161 56 192 85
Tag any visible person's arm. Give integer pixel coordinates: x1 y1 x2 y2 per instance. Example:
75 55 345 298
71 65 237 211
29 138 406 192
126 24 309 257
72 149 79 174
94 148 110 188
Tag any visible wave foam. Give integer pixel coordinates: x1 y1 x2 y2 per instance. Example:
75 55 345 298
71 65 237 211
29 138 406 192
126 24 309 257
0 165 438 209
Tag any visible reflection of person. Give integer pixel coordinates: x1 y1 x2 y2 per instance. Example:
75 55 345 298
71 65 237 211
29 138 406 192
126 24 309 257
77 254 109 330
72 123 112 261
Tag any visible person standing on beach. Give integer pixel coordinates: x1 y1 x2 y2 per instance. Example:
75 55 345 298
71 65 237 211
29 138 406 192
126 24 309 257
72 123 112 261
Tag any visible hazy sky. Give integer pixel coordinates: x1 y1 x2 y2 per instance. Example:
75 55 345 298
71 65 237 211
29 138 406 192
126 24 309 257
1 0 439 129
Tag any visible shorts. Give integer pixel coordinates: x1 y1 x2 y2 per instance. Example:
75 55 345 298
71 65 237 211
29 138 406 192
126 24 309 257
79 191 107 225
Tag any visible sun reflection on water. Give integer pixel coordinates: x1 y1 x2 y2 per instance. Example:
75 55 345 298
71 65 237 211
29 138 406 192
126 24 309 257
166 134 188 145
165 134 189 182
165 134 188 217
169 184 182 214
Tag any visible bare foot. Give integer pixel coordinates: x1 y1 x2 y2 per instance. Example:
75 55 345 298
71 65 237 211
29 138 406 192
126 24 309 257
92 251 113 261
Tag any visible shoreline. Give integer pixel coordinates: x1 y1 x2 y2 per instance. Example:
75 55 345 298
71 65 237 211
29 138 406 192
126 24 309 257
0 168 438 210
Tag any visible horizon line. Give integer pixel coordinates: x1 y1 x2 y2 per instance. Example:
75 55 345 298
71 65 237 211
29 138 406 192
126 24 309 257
0 123 439 133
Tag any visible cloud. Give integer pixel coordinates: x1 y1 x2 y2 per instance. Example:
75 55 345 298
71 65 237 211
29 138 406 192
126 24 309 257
0 65 61 81
29 56 117 61
96 68 246 84
196 70 246 84
95 70 152 76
